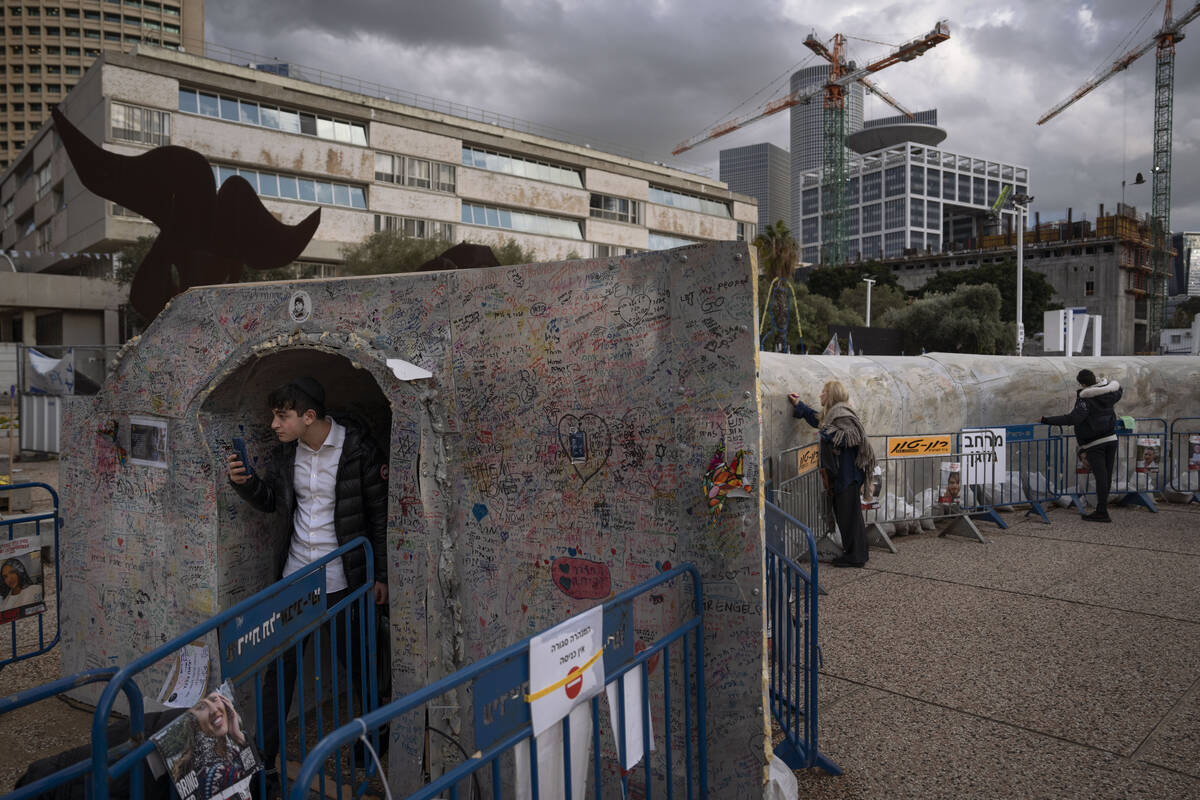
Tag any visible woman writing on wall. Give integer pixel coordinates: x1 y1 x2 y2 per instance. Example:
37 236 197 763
789 380 877 568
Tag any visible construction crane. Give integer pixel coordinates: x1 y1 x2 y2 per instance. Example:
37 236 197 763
673 21 950 265
1038 0 1200 351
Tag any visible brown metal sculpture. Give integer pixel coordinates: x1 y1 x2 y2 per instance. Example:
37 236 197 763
51 106 321 321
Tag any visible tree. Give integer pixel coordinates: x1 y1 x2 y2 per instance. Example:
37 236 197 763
1170 296 1200 328
340 230 455 276
879 284 1011 355
805 261 898 302
917 258 1058 335
838 282 908 324
111 236 157 286
756 276 862 353
753 221 800 351
491 237 540 266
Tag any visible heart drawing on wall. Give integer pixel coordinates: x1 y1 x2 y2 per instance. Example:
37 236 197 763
617 294 652 326
557 413 613 486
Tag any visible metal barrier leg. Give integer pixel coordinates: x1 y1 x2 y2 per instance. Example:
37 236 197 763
1118 491 1158 512
1191 491 1200 505
971 508 1008 530
1067 493 1088 514
866 522 898 554
1025 501 1051 525
939 514 986 543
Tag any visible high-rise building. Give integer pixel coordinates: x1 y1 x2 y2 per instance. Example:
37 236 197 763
1171 232 1200 296
0 1 204 170
863 109 938 130
788 64 863 235
719 142 788 235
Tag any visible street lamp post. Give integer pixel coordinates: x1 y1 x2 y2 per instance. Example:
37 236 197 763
862 276 876 327
1011 194 1034 356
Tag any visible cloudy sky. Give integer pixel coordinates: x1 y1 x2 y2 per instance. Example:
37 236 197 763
204 0 1200 232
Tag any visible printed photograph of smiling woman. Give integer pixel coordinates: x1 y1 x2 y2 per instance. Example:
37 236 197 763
151 682 262 800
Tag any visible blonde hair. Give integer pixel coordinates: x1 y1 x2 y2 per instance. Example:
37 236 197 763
822 380 850 413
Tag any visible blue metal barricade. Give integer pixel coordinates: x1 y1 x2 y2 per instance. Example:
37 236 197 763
1169 417 1200 504
289 565 707 800
764 500 840 776
1053 418 1166 514
86 538 380 800
1 482 61 668
955 426 1063 526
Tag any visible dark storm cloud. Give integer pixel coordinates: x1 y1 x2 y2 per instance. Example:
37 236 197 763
203 0 1200 230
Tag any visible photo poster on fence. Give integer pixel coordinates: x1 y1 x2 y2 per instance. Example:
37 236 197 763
149 681 262 800
1135 438 1161 474
129 415 169 468
938 463 962 504
960 427 1006 485
1190 435 1200 471
0 535 46 623
861 465 882 511
1076 449 1091 475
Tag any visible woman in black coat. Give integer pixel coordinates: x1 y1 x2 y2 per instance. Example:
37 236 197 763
1040 368 1122 522
789 380 877 567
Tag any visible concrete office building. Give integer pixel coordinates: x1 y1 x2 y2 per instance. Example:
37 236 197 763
881 208 1162 355
0 0 203 170
0 46 757 346
789 64 863 236
719 142 789 233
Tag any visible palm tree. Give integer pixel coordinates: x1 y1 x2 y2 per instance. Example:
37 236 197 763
753 220 800 352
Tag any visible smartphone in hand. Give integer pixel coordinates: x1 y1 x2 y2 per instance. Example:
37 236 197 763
231 436 254 477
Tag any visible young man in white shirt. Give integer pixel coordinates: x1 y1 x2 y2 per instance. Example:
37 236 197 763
227 377 388 787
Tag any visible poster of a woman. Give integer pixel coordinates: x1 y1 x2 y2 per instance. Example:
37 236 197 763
151 682 261 800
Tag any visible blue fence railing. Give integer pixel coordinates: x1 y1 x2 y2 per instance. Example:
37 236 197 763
1169 416 1200 503
1 482 61 669
1052 417 1167 514
82 538 379 800
289 564 707 800
764 501 840 776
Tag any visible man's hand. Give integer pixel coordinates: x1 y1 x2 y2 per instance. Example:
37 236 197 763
373 581 388 605
227 453 250 485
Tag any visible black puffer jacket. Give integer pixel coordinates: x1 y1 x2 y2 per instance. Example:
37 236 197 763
232 415 388 587
1043 379 1123 448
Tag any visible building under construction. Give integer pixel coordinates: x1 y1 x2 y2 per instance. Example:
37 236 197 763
881 203 1173 356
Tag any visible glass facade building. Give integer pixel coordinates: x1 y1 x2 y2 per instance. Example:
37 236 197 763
719 142 790 234
789 64 863 237
797 142 1029 264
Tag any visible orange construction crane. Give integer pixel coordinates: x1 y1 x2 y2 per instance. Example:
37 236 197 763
672 21 949 264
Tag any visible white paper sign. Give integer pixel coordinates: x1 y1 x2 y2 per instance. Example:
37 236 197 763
960 427 1006 485
514 704 592 800
156 644 209 708
606 669 656 770
528 605 604 737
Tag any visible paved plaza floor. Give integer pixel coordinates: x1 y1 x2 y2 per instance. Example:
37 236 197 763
793 499 1200 799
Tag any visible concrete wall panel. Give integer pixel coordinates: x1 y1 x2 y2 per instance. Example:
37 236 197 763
645 203 737 241
584 218 650 249
585 168 649 201
58 242 768 795
102 65 178 110
369 124 461 165
457 168 588 217
369 184 459 223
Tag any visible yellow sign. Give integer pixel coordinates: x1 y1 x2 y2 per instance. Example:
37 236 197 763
886 434 952 458
795 444 820 476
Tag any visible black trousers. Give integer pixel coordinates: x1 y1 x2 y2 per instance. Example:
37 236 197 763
258 588 376 770
834 481 869 565
1083 441 1119 514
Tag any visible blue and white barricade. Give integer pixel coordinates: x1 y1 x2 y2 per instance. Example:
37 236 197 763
289 565 707 800
1 482 61 669
765 501 841 776
956 425 1063 526
1053 418 1165 513
1168 417 1200 504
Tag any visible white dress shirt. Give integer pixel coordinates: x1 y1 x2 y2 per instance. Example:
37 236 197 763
282 417 348 593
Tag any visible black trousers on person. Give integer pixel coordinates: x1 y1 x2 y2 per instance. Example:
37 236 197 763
1083 441 1119 514
834 481 869 565
258 588 381 774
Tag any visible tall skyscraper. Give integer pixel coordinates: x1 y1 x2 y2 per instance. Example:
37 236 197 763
789 64 863 235
0 0 204 169
719 142 790 235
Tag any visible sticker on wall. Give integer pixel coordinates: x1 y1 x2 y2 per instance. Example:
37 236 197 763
129 415 168 468
289 290 312 323
703 444 753 521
